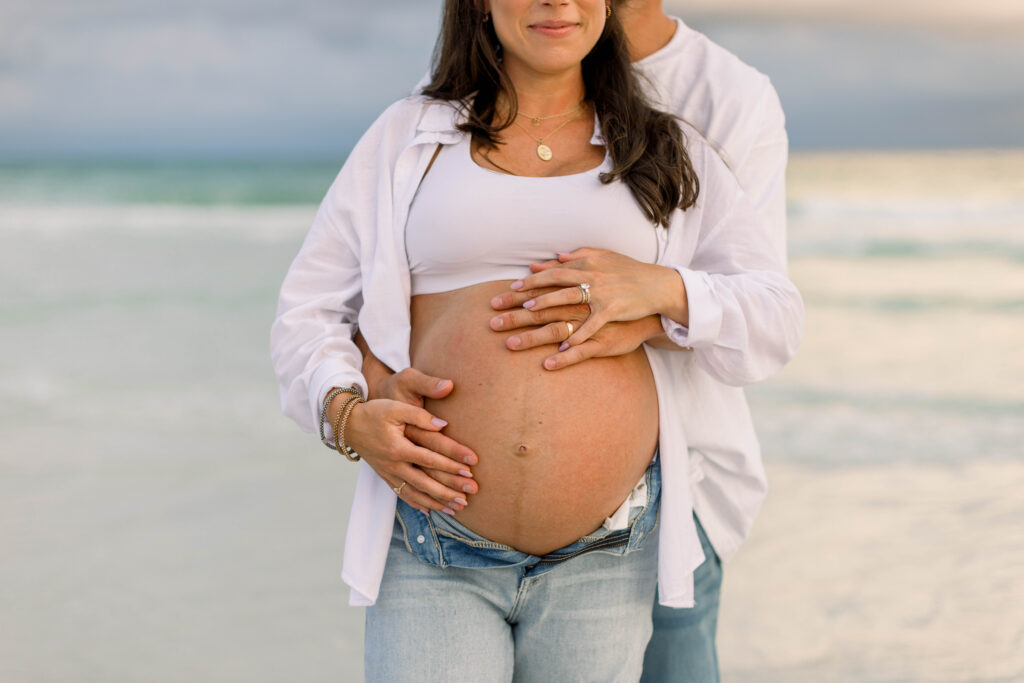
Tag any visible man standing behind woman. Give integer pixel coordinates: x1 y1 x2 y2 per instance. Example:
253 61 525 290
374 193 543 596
362 1 791 680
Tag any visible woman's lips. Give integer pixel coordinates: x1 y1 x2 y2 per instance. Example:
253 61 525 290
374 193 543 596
529 22 579 38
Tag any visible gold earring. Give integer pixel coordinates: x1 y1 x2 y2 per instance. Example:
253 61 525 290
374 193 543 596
484 12 490 23
606 4 611 17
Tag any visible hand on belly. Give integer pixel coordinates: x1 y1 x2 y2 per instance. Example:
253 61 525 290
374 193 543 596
411 281 659 555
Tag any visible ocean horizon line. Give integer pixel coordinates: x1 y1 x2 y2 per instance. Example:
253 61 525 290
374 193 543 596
2 145 1023 167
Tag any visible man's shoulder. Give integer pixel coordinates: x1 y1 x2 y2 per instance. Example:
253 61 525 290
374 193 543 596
638 17 785 169
640 17 774 96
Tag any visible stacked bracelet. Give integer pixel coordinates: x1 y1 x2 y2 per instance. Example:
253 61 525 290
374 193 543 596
319 385 364 451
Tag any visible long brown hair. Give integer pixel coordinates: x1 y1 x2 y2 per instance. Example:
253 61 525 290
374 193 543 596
422 0 699 227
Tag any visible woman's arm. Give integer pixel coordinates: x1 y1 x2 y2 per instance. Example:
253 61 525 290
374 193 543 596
270 100 475 514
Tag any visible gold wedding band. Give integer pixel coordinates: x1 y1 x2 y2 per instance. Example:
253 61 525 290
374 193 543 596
393 481 407 496
565 321 574 339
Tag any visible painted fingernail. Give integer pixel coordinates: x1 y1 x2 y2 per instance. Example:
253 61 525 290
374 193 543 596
458 469 472 478
463 456 475 465
435 379 452 391
453 497 468 506
462 484 475 494
508 336 521 349
491 316 504 329
510 280 524 290
420 509 430 517
523 299 535 309
431 417 448 428
559 342 570 352
442 507 455 516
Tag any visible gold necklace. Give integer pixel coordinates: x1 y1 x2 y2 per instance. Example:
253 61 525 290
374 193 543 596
512 110 582 162
516 101 585 126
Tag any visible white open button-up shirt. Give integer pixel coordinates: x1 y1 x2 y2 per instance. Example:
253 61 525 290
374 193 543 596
271 83 803 607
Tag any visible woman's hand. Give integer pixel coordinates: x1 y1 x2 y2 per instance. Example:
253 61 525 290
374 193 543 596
343 334 480 515
490 248 689 359
340 396 476 515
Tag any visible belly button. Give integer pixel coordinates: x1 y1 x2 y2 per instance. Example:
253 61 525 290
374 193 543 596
516 444 530 457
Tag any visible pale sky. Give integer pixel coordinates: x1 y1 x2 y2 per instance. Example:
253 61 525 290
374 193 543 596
1 0 1022 158
672 0 1024 32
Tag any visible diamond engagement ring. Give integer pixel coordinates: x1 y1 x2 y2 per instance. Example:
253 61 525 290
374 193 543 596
578 282 591 305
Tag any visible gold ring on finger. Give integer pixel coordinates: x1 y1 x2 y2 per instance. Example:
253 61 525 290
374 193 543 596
565 321 574 340
578 282 591 305
393 481 407 496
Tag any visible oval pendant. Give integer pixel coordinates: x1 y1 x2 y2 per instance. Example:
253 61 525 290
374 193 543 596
537 144 553 161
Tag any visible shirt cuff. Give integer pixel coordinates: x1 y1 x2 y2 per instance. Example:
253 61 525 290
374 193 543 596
312 365 368 443
660 267 723 349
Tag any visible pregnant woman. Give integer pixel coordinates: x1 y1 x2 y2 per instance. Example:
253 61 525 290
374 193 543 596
270 0 801 680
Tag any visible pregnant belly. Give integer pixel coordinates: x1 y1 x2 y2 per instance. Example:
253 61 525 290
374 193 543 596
410 281 659 555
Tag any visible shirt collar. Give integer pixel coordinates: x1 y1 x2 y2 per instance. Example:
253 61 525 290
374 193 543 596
416 97 464 136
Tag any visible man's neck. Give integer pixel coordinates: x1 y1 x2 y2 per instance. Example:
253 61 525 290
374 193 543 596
617 1 677 62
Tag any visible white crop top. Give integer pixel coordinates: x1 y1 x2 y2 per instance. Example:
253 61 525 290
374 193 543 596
405 135 659 296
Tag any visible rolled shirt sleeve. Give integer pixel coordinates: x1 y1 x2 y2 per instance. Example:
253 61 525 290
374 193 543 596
658 132 803 386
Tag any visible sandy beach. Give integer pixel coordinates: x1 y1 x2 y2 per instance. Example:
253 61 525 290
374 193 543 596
721 460 1024 682
3 442 1022 682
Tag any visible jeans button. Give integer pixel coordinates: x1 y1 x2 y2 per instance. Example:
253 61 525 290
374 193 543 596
416 535 425 544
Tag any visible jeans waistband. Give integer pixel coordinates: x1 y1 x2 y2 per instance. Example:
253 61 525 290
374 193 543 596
394 454 661 575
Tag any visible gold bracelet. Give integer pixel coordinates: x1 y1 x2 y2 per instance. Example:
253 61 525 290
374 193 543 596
332 393 363 460
320 386 364 449
337 396 365 462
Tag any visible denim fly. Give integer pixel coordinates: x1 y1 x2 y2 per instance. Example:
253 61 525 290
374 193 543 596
394 454 661 579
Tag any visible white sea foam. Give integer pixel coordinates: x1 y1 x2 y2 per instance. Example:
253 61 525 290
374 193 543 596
0 203 316 243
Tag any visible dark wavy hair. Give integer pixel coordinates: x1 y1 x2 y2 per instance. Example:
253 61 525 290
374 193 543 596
421 0 699 227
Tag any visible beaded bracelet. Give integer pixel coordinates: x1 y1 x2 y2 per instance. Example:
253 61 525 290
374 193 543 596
319 385 364 450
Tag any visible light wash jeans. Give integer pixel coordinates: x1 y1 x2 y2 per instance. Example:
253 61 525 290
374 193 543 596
365 457 662 683
640 513 723 683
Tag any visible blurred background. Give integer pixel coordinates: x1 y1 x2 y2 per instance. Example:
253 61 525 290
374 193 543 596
2 0 1022 681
